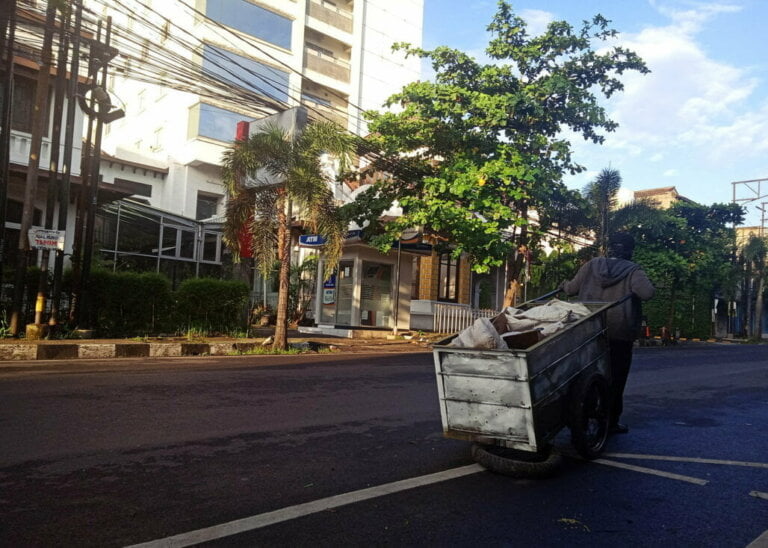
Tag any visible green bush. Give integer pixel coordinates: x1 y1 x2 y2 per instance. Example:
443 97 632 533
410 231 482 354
174 278 250 334
88 270 174 336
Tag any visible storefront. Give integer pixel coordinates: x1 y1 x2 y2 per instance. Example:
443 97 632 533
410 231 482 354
309 234 420 331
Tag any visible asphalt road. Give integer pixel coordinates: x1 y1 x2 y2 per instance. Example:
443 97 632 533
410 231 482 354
0 343 766 547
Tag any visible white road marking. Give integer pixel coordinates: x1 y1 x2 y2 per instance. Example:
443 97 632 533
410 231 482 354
605 453 768 469
747 529 768 548
750 491 768 501
125 464 484 548
593 458 709 485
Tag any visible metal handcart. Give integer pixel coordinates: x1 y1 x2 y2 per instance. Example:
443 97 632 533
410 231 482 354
432 292 620 475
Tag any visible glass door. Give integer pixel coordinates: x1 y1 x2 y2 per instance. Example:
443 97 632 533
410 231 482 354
319 261 354 325
360 262 392 327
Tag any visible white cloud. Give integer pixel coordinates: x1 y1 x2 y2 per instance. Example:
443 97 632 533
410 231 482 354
519 9 554 36
598 1 767 167
663 168 679 177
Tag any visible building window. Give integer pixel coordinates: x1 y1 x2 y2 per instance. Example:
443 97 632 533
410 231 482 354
113 178 152 197
6 74 49 135
437 253 459 302
193 103 247 142
196 193 220 220
205 0 292 50
152 127 163 152
202 44 290 103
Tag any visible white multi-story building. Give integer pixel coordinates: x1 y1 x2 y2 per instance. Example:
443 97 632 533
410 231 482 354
88 0 424 329
96 0 424 220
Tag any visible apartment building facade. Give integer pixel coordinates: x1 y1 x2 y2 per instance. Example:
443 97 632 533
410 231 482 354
89 0 424 327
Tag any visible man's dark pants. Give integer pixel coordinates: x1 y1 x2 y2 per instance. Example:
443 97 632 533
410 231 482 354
608 339 634 425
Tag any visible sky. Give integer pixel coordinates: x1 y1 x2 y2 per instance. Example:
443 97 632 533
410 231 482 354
421 0 768 226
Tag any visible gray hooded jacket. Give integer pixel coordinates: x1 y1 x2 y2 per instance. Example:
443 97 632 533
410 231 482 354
563 257 655 341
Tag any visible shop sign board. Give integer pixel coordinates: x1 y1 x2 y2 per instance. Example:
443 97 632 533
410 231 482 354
28 229 65 251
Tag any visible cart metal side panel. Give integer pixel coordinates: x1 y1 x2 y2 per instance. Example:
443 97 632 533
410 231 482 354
433 302 610 453
435 350 534 445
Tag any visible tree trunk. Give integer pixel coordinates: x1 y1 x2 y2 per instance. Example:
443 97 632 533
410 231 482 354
752 268 765 341
272 192 291 351
744 264 752 339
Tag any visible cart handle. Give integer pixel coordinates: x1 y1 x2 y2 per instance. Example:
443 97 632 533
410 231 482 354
534 289 635 307
531 288 563 302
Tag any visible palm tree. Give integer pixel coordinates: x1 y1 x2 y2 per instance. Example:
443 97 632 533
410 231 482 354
221 121 355 350
584 167 622 255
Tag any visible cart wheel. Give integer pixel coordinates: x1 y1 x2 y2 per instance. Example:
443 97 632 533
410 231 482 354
569 372 610 459
471 443 563 479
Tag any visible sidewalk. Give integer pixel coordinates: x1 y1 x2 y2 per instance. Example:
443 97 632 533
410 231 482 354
0 329 433 361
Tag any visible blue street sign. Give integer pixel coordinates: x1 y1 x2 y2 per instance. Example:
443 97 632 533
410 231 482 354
299 234 326 246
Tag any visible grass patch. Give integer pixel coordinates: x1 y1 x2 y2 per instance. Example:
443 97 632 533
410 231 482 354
227 346 305 356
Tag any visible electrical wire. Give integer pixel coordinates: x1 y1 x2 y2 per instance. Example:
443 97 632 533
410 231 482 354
10 0 605 258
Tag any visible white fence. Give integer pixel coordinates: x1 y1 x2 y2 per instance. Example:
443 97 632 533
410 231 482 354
433 303 499 334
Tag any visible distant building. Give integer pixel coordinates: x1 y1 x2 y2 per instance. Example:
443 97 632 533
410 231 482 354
631 186 695 209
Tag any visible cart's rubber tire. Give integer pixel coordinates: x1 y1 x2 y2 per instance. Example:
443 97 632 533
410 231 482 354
471 443 563 479
569 372 610 460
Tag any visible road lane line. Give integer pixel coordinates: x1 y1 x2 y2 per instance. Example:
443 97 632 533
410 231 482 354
750 491 768 501
747 529 768 548
126 464 484 548
593 458 709 485
605 453 768 469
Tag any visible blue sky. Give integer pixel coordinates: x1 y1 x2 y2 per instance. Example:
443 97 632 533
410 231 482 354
422 0 768 226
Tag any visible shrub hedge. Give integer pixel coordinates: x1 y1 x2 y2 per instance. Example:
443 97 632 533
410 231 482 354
174 277 250 334
88 270 174 336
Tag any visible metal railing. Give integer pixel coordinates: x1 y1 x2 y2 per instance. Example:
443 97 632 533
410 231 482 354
433 302 499 334
307 0 353 33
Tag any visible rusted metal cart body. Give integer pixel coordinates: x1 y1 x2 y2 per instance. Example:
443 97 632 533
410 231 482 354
432 300 613 457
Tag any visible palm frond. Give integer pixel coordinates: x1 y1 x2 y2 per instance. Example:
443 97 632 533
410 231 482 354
222 188 257 262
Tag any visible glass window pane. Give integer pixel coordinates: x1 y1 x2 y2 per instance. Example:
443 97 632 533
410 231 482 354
197 103 246 142
196 193 219 220
206 0 292 50
162 226 177 256
179 230 195 259
202 44 290 103
117 210 161 255
202 232 219 262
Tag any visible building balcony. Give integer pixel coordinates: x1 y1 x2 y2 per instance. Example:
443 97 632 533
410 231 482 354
177 137 228 167
303 46 351 83
302 98 348 128
307 0 353 34
9 130 82 177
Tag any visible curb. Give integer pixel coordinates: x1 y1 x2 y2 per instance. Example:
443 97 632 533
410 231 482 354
0 341 265 361
0 339 430 361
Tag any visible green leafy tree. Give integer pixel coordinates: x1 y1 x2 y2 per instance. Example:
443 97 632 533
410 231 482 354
221 122 355 350
612 201 743 337
344 1 648 275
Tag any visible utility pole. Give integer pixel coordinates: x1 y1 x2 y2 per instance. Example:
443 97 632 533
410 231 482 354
9 2 57 337
35 6 71 326
0 0 17 294
79 17 115 329
50 0 83 329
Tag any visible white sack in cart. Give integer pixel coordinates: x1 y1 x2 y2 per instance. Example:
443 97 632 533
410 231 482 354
448 317 508 350
502 299 591 340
